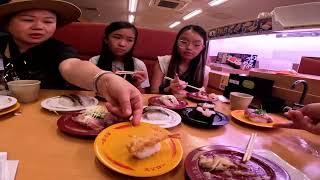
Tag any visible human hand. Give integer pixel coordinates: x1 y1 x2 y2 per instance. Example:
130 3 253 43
96 73 143 125
273 103 320 135
132 71 147 87
169 74 188 94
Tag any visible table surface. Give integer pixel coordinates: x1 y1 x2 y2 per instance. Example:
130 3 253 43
1 90 320 180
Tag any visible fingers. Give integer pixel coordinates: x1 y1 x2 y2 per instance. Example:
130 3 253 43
130 94 143 126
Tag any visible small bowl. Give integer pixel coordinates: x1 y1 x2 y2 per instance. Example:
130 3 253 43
7 80 41 103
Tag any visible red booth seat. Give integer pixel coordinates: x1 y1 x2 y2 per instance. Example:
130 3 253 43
54 22 177 80
298 56 320 76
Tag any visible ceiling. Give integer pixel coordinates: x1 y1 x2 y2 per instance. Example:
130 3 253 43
65 0 320 31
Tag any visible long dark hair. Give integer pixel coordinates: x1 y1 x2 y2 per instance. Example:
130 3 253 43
166 25 207 88
97 21 138 83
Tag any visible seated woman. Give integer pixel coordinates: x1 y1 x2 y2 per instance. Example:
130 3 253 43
90 21 149 93
0 0 142 125
150 25 210 96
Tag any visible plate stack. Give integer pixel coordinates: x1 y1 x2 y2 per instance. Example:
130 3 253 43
0 95 20 116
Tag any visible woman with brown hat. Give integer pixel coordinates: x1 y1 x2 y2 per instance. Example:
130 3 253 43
0 0 142 125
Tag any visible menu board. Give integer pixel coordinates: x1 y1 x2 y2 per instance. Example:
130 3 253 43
216 52 258 70
209 18 272 39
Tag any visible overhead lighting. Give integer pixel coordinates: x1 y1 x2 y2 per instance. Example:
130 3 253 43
183 9 202 20
208 0 228 6
169 21 181 28
129 0 138 12
128 14 135 23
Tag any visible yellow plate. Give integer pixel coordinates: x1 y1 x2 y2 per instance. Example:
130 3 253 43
94 122 183 177
231 110 289 128
0 103 20 116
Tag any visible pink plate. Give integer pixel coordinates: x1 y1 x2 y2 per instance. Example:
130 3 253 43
185 145 290 180
148 96 187 110
187 92 218 103
57 112 102 137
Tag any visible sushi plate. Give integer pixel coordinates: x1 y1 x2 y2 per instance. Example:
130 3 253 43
41 95 98 112
94 122 183 177
230 110 290 128
0 102 20 116
185 145 290 180
181 107 229 128
57 112 101 137
0 96 17 110
141 106 181 128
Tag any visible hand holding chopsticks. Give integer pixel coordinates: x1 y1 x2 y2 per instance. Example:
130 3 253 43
164 76 202 91
242 133 257 162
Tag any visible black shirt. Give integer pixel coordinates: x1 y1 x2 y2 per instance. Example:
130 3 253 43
0 35 78 89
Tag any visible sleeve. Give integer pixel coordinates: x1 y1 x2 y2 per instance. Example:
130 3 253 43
133 58 150 88
89 55 100 65
157 55 171 76
57 44 78 61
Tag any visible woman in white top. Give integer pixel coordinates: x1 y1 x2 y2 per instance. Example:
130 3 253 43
90 21 149 93
151 25 210 96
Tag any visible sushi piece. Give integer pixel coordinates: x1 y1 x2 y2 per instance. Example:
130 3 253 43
196 107 216 117
244 108 273 123
159 95 179 107
198 103 215 109
59 94 83 107
127 130 180 159
142 107 170 121
73 105 111 130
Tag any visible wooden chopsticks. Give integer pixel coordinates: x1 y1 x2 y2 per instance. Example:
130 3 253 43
164 76 202 91
242 133 257 162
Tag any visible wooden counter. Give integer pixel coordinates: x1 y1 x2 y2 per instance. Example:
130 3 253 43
1 90 320 180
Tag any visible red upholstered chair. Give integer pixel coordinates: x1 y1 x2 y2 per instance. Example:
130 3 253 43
298 56 320 76
54 22 177 81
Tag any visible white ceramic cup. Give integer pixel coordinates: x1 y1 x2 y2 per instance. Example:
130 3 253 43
230 92 254 110
7 80 41 103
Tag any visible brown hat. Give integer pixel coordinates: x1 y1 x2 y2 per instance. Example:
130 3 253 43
0 0 81 27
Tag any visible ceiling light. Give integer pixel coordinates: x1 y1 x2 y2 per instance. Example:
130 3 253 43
169 21 181 28
208 0 228 6
183 9 202 20
129 0 138 12
128 14 135 23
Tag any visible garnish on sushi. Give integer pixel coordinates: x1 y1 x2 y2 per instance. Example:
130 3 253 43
244 107 273 123
127 130 180 159
72 105 122 130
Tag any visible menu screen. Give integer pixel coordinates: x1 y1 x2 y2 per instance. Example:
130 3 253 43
216 52 258 70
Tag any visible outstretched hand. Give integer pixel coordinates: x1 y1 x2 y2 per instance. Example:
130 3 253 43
97 73 143 126
273 103 320 135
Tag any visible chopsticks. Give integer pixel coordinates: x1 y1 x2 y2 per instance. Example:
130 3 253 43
164 76 202 91
242 132 257 162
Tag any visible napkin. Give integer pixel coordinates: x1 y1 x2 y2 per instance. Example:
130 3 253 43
0 152 19 180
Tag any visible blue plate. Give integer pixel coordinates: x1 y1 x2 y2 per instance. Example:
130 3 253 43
180 107 229 128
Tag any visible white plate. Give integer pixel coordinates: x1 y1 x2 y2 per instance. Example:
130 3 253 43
41 95 99 112
0 96 17 111
255 149 310 180
141 106 181 128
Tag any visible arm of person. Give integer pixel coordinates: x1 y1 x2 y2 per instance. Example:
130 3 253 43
150 61 165 94
59 58 143 125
